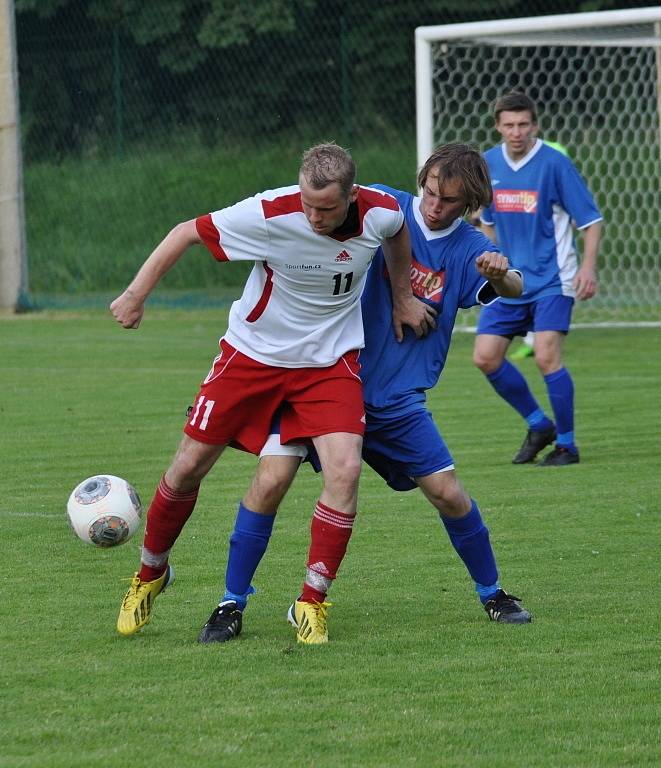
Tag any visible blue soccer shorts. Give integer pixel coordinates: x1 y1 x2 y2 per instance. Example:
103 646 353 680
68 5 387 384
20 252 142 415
477 294 574 338
263 407 454 492
361 408 454 492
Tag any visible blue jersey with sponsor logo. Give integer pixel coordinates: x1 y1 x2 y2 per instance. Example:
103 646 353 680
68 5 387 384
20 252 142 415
361 184 499 419
481 140 602 303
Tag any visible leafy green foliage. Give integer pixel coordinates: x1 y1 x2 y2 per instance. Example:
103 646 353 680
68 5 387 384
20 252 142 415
16 0 619 161
24 135 416 294
198 0 314 48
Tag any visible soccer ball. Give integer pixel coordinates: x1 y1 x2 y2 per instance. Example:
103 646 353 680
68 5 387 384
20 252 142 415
67 475 143 547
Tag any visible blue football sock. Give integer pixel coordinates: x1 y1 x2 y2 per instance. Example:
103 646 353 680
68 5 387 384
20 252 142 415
526 407 552 430
224 503 275 610
544 368 576 450
440 500 499 594
486 361 552 429
475 582 501 602
221 586 256 606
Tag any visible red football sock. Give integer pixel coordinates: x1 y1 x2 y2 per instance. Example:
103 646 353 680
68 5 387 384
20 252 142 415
138 476 199 582
300 501 355 603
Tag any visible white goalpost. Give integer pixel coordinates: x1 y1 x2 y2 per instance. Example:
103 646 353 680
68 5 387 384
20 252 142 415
0 0 26 312
415 7 661 327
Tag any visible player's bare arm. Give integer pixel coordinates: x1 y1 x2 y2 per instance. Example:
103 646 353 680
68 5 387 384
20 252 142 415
574 221 602 300
382 224 437 341
476 251 523 298
110 219 202 329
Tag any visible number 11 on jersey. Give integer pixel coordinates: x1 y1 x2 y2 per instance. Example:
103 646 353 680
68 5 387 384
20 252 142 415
332 271 353 295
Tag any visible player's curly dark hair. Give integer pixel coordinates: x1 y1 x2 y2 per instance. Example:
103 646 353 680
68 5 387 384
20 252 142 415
300 142 356 196
417 143 492 214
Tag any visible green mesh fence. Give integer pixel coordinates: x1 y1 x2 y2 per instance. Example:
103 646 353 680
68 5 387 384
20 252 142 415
14 0 654 307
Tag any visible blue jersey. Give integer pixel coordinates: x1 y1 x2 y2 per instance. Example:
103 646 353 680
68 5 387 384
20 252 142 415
481 140 602 303
361 184 499 420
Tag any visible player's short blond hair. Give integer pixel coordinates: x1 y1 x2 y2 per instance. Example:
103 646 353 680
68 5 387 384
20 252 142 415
300 142 356 196
417 143 492 214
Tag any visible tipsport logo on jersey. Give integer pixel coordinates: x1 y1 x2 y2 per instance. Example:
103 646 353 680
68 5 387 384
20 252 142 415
494 189 538 214
384 257 445 304
410 257 445 303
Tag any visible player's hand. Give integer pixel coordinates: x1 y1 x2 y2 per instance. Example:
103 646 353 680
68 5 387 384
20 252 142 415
392 295 437 341
110 288 145 329
476 251 510 279
574 265 598 300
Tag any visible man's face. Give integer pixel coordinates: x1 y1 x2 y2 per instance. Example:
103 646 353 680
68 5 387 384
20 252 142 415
495 109 538 161
299 176 358 235
419 170 467 231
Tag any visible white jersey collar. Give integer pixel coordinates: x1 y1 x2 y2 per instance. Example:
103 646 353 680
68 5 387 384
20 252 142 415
500 138 543 172
413 198 463 240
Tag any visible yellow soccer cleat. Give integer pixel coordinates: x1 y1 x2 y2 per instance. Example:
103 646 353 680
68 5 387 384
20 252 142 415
287 599 331 644
116 565 175 636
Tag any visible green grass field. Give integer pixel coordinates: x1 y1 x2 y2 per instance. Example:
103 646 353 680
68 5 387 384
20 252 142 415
1 310 660 767
24 137 661 326
24 137 418 296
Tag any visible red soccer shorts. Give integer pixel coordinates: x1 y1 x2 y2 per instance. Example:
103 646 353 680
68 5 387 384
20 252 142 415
184 339 365 454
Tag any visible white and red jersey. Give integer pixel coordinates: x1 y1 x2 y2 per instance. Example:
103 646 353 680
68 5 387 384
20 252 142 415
195 184 403 368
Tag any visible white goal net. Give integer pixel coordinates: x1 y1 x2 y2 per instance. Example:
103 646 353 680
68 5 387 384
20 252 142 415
416 8 661 327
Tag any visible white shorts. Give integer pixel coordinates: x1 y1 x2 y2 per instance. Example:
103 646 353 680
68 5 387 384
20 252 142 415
259 432 308 459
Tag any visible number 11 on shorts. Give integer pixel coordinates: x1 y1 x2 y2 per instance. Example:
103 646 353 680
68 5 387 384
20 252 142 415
189 396 216 431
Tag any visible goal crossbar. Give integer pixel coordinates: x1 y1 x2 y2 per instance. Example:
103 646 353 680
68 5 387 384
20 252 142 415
416 7 661 167
415 7 661 327
415 7 661 44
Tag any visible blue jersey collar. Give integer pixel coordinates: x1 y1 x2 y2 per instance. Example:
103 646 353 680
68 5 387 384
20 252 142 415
500 138 543 172
413 199 463 240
